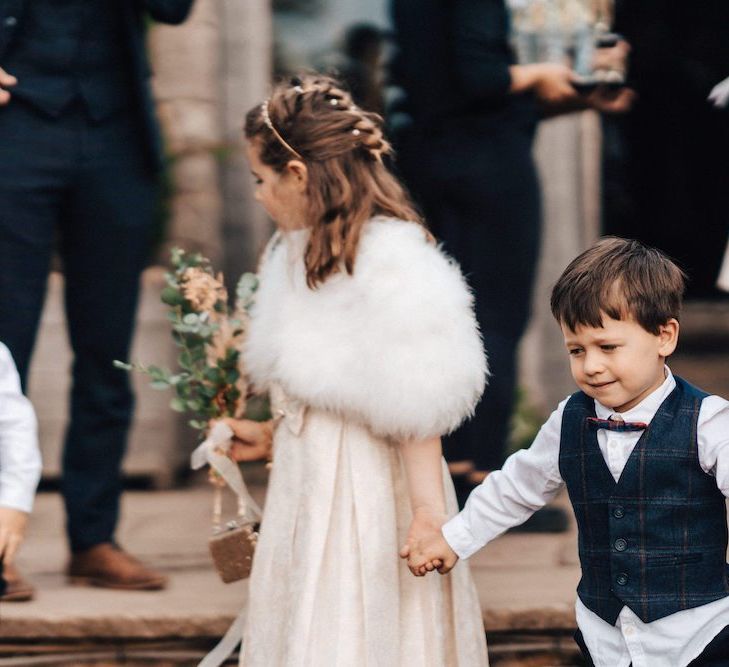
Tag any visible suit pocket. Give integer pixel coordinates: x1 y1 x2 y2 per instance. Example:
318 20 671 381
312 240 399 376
645 553 703 568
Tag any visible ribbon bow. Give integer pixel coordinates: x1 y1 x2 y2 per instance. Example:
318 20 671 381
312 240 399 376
190 421 262 524
586 416 648 433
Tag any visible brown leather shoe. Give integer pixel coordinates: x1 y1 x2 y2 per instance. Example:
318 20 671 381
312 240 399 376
0 563 35 602
68 543 167 591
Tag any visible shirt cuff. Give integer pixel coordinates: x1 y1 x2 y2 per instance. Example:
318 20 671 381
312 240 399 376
442 512 484 560
0 486 35 514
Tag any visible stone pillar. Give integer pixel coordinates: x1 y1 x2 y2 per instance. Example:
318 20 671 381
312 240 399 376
519 111 602 413
219 0 273 280
149 0 224 265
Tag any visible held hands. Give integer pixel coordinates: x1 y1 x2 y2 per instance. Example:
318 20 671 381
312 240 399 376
0 506 29 565
218 417 273 463
399 508 459 577
0 67 17 105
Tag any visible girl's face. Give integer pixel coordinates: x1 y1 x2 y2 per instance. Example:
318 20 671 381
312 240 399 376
246 140 309 232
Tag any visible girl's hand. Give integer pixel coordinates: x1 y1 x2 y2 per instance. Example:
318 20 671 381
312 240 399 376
219 417 273 462
399 507 449 576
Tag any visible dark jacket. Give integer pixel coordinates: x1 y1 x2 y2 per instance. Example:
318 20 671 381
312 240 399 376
0 0 195 170
390 0 536 138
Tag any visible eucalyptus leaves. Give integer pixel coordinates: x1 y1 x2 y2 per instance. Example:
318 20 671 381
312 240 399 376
115 248 258 433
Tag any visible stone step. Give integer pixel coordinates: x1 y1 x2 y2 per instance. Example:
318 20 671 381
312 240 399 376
1 479 581 661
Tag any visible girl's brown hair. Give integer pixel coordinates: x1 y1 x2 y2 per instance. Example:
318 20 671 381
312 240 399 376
245 74 425 288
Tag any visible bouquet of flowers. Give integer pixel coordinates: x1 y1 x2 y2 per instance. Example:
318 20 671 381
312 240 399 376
115 247 259 430
116 249 262 583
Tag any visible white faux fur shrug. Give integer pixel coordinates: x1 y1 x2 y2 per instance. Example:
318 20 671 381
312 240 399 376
243 217 488 441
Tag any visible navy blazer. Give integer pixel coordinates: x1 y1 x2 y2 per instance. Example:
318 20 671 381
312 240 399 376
0 0 195 170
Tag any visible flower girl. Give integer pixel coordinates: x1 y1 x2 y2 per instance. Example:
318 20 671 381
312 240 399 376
225 74 489 666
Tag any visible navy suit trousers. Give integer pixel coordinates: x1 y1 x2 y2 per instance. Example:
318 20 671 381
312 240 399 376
396 125 540 471
0 99 157 551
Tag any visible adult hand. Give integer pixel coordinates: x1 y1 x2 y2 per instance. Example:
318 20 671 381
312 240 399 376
219 417 273 463
588 86 637 114
530 63 580 106
0 506 29 565
0 66 17 105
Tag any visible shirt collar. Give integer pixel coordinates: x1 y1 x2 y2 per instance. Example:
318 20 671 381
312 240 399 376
594 366 675 424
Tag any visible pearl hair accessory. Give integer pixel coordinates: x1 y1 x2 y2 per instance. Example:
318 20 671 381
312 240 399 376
352 129 361 136
260 99 303 160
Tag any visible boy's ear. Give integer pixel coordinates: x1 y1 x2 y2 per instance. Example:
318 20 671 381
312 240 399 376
657 318 679 357
285 160 308 192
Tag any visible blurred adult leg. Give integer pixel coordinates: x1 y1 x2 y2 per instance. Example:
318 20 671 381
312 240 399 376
437 137 541 474
0 101 69 386
59 108 157 552
396 127 540 474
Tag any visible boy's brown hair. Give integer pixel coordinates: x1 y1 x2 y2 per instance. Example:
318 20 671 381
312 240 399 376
550 237 687 335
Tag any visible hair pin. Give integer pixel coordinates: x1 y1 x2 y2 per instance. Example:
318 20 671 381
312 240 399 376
352 128 361 136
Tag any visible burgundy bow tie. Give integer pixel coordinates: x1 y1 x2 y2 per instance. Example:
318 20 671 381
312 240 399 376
586 417 648 432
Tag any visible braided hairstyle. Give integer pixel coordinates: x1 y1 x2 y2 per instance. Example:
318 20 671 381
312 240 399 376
245 74 426 288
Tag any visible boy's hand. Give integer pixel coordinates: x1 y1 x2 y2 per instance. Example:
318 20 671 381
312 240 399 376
0 66 17 105
0 507 29 565
218 418 273 462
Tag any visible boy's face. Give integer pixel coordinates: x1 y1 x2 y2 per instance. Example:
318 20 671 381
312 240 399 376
561 314 679 413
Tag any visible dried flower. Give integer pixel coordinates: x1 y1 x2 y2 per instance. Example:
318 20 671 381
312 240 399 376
115 248 262 436
181 267 227 312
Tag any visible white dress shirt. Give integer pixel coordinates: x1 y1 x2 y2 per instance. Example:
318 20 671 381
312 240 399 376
443 368 729 667
0 343 41 512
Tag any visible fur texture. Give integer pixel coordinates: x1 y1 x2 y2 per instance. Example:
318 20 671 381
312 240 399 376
244 217 488 441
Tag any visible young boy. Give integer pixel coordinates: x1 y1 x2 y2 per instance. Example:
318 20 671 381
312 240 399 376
0 341 42 601
404 238 729 667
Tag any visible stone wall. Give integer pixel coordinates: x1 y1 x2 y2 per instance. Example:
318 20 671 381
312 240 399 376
519 111 602 415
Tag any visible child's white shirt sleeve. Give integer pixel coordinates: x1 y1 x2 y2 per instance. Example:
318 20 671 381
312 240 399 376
442 398 568 559
696 394 729 496
0 343 42 513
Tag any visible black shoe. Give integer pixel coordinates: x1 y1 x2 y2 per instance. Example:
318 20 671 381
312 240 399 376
509 506 569 533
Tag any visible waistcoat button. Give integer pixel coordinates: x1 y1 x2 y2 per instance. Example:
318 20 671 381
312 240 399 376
613 506 625 519
616 572 629 585
3 16 18 28
614 537 628 551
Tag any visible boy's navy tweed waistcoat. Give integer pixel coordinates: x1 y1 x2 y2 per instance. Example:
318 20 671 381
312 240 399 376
558 376 729 624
